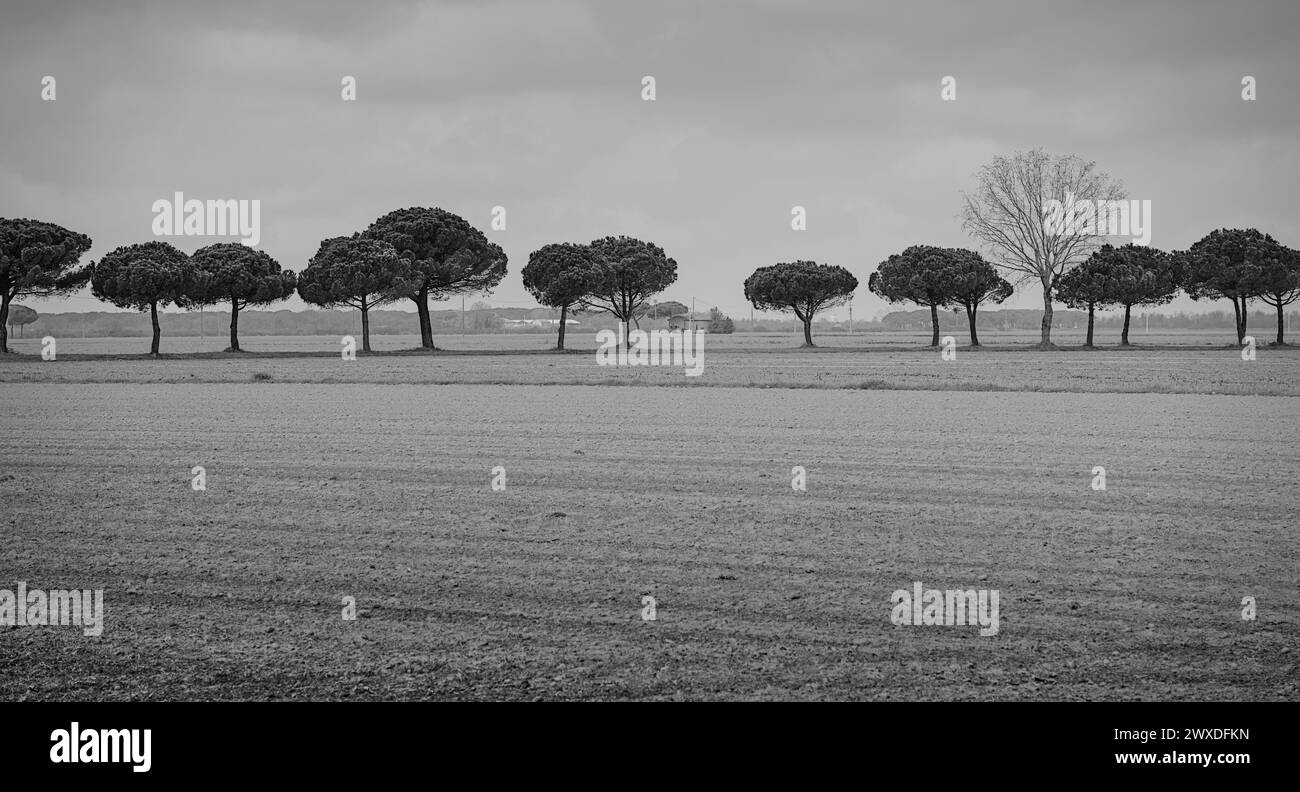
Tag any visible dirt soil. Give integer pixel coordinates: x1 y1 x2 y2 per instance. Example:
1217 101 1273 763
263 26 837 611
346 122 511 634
1 383 1295 700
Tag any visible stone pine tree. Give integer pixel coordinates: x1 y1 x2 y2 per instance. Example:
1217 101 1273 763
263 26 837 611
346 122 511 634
1180 229 1274 345
644 301 689 321
298 235 408 353
581 236 678 350
1255 244 1300 345
1055 255 1114 347
745 260 857 347
960 149 1124 346
521 242 605 350
1096 244 1180 346
363 207 507 350
180 243 296 352
939 249 1012 346
6 305 37 338
0 217 93 353
91 241 191 355
867 245 957 347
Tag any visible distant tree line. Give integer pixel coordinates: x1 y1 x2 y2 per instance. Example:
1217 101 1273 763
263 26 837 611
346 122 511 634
13 304 746 341
876 307 1298 334
2 161 1297 354
860 230 1298 349
954 149 1299 348
20 304 1289 342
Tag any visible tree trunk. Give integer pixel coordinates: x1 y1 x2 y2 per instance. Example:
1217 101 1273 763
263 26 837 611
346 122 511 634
0 293 10 353
360 304 372 353
929 303 940 347
1039 282 1054 346
1233 296 1247 345
1121 304 1132 346
621 294 634 351
150 301 161 355
966 303 979 346
229 301 241 352
1276 299 1285 345
415 290 434 349
1086 304 1095 347
802 315 814 347
557 304 568 351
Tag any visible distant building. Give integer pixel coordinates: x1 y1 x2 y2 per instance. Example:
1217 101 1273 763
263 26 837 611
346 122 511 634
667 312 712 331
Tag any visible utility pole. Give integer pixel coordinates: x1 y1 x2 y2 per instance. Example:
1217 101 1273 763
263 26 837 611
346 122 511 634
691 297 695 333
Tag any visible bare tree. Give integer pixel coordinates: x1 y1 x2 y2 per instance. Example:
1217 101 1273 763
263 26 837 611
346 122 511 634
961 149 1124 346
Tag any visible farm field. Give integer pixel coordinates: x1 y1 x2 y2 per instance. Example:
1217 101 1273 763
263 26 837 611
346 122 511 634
1 342 1296 396
0 382 1296 701
0 327 1272 356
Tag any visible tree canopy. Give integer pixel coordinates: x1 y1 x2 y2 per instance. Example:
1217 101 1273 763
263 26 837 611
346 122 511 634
299 236 407 309
5 304 37 337
92 241 190 312
643 301 690 320
521 242 606 350
868 245 954 346
1180 228 1277 344
364 207 507 349
1098 243 1179 345
1055 256 1114 312
0 217 93 352
869 246 1009 346
298 235 408 352
91 241 191 354
581 236 678 346
744 260 857 347
1250 242 1299 345
868 246 952 305
937 249 1013 346
180 243 296 351
1055 244 1180 346
1055 255 1112 347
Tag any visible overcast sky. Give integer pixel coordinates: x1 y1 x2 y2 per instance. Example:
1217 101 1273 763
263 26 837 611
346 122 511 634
3 0 1297 319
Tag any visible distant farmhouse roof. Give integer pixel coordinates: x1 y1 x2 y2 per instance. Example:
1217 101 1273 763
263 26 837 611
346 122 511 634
666 312 713 329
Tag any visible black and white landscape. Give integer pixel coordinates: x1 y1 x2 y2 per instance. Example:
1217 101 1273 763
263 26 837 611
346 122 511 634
0 0 1296 704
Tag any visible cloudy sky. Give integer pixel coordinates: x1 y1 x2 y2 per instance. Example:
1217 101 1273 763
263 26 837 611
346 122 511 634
3 0 1297 319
